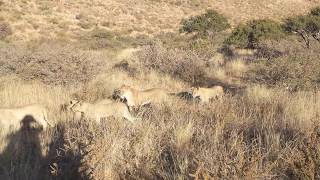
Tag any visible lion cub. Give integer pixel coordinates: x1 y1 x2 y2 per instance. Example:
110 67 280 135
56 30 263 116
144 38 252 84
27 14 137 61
69 100 136 123
191 86 224 103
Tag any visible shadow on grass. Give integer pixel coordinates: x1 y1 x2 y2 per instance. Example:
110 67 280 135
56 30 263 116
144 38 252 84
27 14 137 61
0 117 89 180
0 115 43 180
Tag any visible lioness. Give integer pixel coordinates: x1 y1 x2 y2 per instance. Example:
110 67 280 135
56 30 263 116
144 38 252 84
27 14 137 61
94 98 113 105
69 100 136 123
118 85 171 107
0 104 50 133
62 99 114 121
191 86 224 103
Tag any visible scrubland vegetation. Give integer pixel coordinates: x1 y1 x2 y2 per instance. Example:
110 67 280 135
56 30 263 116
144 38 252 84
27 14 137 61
0 0 320 179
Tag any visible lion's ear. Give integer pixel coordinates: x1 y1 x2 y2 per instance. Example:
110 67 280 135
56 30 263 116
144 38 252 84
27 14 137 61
71 100 78 105
189 87 195 93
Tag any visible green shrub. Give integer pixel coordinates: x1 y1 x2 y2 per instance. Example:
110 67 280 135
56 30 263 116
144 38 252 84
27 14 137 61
283 10 320 48
305 15 320 33
283 7 320 48
225 20 285 48
224 24 252 48
284 15 307 32
180 10 230 36
285 15 320 33
285 6 320 35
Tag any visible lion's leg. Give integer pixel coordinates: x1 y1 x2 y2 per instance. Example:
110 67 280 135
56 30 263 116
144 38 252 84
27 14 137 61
201 96 210 104
123 109 135 122
141 100 151 106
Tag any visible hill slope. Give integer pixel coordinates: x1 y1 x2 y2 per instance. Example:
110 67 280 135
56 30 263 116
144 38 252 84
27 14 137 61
0 0 319 41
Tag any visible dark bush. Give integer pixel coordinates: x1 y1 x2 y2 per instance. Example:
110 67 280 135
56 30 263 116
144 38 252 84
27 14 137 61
306 16 320 33
138 42 206 84
250 51 320 90
112 60 137 77
78 28 125 50
225 20 285 48
284 15 308 32
224 24 252 48
90 28 114 39
0 22 12 40
285 15 320 33
255 43 285 60
180 10 230 36
284 7 320 48
311 6 320 16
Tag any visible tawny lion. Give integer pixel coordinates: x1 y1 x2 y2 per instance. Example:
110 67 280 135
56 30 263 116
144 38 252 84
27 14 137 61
68 100 136 123
191 86 224 103
118 85 171 107
94 98 113 105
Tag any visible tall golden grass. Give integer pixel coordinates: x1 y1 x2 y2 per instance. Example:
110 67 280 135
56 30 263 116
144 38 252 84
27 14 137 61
0 75 319 179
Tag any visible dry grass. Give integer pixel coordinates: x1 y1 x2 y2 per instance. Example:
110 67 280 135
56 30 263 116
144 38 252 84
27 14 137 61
0 42 106 85
0 77 319 179
82 93 320 179
0 40 318 179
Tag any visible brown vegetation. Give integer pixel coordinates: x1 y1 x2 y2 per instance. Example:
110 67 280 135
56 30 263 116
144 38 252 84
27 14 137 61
0 42 104 85
138 42 206 84
0 22 11 40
